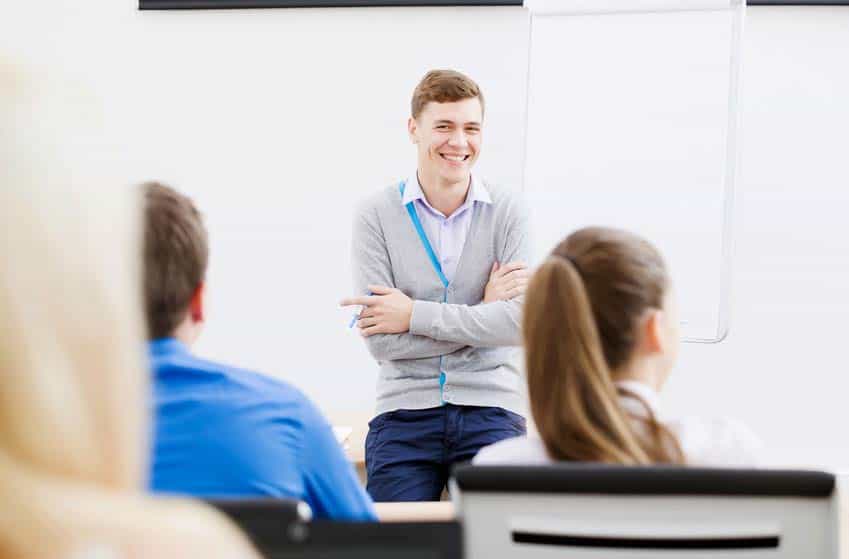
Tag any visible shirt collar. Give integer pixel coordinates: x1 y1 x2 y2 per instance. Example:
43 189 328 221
148 337 190 357
615 379 663 418
401 171 492 214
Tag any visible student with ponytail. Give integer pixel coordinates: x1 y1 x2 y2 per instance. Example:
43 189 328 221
475 227 761 467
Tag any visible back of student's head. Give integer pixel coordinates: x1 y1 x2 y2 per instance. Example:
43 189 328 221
142 181 208 340
523 226 683 465
0 59 257 559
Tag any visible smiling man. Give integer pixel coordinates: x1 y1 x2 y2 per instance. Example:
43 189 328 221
342 69 531 502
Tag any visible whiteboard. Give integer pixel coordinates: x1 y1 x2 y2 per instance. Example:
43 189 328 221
523 0 744 342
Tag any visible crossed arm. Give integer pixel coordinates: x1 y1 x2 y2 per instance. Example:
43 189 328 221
343 201 530 362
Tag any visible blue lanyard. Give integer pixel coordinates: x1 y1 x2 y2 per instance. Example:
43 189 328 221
400 180 449 402
399 181 449 289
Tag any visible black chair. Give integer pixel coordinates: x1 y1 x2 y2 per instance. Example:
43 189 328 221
208 498 463 559
207 498 312 552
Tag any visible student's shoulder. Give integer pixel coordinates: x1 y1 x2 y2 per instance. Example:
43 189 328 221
182 354 312 416
209 371 327 465
674 415 764 468
473 436 552 466
227 367 330 432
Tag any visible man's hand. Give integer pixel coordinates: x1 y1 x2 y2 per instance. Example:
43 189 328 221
340 285 414 337
483 262 529 303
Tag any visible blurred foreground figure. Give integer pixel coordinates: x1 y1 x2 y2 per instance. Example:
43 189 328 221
0 59 260 559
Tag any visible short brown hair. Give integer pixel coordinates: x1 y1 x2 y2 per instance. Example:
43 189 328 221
142 182 208 340
411 69 484 119
523 227 684 465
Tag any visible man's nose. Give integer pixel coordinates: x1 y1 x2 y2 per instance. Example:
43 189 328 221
447 129 468 147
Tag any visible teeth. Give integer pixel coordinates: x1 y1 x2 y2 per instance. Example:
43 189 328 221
443 154 467 162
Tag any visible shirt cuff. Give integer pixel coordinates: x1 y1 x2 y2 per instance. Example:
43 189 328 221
410 300 441 337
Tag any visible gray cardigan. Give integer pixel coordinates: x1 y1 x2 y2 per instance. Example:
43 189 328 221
351 180 529 416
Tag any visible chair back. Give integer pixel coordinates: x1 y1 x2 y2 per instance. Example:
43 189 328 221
453 464 839 559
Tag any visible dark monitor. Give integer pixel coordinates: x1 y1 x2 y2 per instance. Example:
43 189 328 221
141 1 523 9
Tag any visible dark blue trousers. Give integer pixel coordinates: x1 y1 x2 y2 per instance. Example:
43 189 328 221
365 404 526 502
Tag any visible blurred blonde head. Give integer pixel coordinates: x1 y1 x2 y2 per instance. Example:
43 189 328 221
0 59 257 559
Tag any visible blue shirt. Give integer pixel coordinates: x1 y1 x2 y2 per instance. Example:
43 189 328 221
149 338 376 521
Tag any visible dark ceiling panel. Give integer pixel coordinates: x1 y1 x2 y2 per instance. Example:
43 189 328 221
749 0 849 4
140 0 523 9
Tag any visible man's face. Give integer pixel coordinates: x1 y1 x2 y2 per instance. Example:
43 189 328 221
409 97 483 187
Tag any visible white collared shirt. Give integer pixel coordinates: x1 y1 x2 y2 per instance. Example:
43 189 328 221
402 172 492 284
474 380 763 467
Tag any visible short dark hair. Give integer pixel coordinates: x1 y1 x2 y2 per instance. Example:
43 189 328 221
141 182 208 339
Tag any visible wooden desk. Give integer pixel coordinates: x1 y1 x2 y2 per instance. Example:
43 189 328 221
328 412 369 486
328 413 368 464
374 501 455 522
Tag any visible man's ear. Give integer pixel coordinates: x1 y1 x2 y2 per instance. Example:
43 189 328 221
408 117 418 144
643 310 665 355
188 282 205 323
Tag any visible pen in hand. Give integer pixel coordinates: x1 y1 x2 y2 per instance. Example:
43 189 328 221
348 310 360 329
347 291 372 329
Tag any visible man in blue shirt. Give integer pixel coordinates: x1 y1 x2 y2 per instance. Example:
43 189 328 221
142 182 375 521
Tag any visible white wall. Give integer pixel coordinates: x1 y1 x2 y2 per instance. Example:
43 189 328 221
665 7 849 467
2 3 848 467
